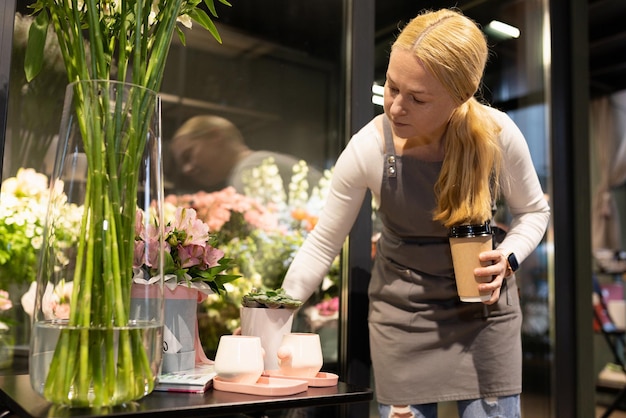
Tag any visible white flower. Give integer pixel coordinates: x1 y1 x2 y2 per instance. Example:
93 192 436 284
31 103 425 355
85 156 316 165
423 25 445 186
1 168 49 198
0 169 83 288
177 14 193 29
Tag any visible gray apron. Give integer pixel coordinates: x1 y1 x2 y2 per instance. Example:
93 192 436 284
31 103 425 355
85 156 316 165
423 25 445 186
369 116 522 405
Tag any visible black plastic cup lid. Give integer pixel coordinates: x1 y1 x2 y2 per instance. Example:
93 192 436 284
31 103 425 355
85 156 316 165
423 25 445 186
448 222 492 238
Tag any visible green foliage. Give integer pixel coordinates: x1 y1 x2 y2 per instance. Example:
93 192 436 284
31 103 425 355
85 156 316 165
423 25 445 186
226 229 304 291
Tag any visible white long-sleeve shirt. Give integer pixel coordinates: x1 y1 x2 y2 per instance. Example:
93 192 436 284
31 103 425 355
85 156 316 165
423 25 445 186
283 108 551 302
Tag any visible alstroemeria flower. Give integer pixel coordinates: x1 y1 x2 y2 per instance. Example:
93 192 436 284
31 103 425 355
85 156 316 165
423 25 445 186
0 290 12 312
134 208 168 268
177 243 205 268
170 207 210 246
202 245 225 269
134 202 236 292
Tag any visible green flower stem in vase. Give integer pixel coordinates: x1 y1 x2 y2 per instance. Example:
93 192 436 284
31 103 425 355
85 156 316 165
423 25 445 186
24 0 230 407
30 80 164 407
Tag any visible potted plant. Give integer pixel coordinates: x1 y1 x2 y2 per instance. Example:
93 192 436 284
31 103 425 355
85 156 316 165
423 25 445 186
240 288 302 370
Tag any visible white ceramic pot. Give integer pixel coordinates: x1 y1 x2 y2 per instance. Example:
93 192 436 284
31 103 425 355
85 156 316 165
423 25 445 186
240 307 294 370
214 335 264 384
277 332 323 378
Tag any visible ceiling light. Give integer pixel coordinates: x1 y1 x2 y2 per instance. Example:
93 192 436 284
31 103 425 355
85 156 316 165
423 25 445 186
372 95 384 106
372 83 384 106
371 84 384 96
486 20 520 39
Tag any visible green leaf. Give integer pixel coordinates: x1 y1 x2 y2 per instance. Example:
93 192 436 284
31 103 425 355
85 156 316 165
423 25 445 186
201 0 232 20
189 8 222 43
214 273 241 284
24 10 50 82
204 0 219 17
176 26 187 47
162 251 178 275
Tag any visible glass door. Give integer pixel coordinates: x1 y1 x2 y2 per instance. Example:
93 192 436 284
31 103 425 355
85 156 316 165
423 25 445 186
3 1 348 383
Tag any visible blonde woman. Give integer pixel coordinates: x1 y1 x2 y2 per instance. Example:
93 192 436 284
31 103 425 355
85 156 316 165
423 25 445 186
280 8 550 418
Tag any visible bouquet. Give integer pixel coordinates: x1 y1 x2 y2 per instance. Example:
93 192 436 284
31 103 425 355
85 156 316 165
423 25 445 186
133 204 240 294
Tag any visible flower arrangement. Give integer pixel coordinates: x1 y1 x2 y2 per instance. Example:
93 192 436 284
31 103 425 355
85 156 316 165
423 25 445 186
166 158 339 347
166 186 279 245
133 204 240 294
24 0 231 407
165 165 327 295
25 0 229 85
0 168 82 289
237 157 337 293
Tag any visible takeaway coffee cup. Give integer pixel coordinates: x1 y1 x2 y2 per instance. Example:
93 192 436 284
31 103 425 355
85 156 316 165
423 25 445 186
449 223 493 302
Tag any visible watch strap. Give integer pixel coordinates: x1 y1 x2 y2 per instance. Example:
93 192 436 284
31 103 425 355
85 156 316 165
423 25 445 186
505 252 519 276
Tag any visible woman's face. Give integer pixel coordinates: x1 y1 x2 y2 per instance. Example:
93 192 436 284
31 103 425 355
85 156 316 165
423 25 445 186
384 49 458 141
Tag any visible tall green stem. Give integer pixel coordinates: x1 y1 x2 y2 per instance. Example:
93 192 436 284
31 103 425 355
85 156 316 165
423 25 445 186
42 81 158 406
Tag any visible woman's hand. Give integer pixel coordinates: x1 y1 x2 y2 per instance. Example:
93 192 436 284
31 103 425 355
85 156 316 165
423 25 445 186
474 250 509 305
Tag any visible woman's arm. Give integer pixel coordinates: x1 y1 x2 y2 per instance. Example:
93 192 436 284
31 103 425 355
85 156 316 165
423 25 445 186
282 119 384 302
492 108 551 263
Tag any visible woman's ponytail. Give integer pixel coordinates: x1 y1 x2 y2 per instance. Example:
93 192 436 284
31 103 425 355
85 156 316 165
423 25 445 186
433 98 502 227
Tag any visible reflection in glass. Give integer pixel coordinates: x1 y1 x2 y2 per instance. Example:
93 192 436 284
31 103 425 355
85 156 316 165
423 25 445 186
157 3 345 370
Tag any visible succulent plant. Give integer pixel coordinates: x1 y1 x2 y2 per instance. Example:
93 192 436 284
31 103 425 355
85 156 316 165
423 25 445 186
242 288 303 309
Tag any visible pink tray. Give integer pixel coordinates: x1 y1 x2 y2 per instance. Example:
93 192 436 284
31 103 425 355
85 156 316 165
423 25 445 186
262 371 339 387
213 376 308 396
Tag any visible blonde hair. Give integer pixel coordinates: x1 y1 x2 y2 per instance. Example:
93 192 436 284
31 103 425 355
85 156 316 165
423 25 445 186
393 9 502 227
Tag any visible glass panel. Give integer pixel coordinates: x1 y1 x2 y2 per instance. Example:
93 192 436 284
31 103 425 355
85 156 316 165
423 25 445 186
3 1 346 379
156 3 345 365
479 3 552 414
2 8 70 372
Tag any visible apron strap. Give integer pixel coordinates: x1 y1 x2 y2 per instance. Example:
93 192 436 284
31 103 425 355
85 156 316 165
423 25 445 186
382 116 397 178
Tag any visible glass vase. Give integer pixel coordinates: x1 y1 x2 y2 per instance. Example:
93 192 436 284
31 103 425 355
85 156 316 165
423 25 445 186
29 80 165 407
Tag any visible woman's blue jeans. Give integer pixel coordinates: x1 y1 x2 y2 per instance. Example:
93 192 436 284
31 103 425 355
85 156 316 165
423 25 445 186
378 395 521 418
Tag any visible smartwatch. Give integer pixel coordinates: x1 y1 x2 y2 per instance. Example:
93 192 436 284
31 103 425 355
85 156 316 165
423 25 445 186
506 253 519 276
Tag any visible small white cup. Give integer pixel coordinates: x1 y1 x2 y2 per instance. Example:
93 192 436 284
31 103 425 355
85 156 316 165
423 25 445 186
277 332 323 378
214 335 264 384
